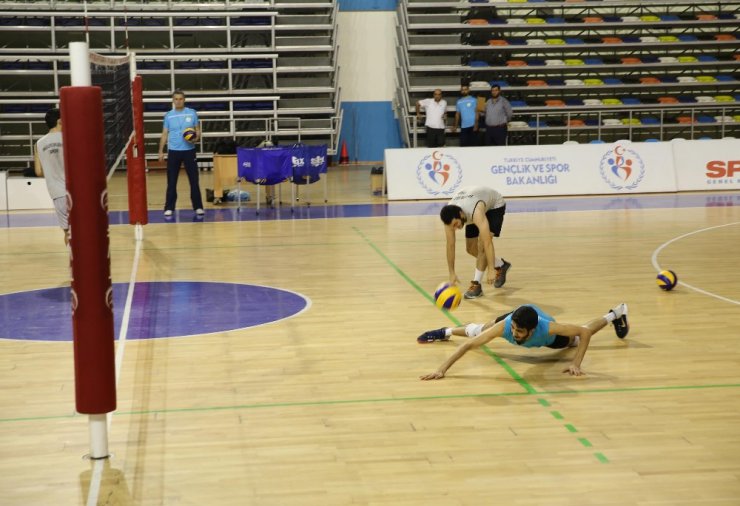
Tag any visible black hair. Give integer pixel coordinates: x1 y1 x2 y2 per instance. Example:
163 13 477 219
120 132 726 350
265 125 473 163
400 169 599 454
490 84 501 91
45 108 60 129
511 306 539 331
172 89 185 98
440 205 462 225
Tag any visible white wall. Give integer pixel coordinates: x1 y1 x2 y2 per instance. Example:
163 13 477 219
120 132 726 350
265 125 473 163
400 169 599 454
337 11 396 102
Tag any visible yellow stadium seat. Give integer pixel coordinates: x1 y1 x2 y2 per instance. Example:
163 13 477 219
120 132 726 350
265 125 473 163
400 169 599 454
526 18 546 24
584 79 604 86
677 56 698 63
696 75 717 82
659 35 678 43
564 59 584 66
715 95 735 102
621 118 641 125
545 38 565 45
640 15 660 22
602 98 623 105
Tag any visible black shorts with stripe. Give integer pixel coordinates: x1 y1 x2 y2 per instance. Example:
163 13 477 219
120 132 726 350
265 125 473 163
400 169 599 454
465 204 506 239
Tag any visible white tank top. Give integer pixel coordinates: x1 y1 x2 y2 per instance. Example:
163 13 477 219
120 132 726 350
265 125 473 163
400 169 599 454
448 186 505 219
36 131 66 200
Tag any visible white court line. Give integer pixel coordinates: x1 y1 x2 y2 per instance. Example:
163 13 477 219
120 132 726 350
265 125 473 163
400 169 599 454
651 221 740 306
87 224 143 506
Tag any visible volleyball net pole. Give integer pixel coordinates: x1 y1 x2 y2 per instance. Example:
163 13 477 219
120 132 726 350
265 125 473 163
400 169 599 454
62 41 116 460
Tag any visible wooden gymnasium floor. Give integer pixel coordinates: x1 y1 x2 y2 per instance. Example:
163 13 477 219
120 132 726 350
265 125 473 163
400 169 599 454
1 166 740 505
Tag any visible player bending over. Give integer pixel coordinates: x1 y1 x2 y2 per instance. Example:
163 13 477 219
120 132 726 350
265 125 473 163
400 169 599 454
418 303 629 379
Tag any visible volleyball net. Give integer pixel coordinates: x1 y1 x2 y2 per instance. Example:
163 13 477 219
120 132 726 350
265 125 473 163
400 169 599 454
60 41 147 461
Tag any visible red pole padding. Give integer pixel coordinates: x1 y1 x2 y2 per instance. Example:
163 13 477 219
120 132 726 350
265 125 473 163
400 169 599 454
127 75 148 225
60 86 117 415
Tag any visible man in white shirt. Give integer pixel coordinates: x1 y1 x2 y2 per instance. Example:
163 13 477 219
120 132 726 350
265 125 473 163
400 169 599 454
34 108 69 245
416 88 447 148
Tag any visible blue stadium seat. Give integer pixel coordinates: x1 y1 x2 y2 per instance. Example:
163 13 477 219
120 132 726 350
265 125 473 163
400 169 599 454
528 59 546 66
658 75 678 83
698 55 717 62
565 98 584 106
602 16 622 23
620 97 641 105
715 74 735 82
644 138 660 142
584 57 603 65
659 14 680 21
641 56 659 64
547 78 565 86
528 120 548 128
697 116 716 123
641 117 660 125
589 139 605 144
678 34 698 42
603 77 622 85
546 17 566 24
621 36 641 43
508 38 527 45
584 118 600 126
677 96 697 103
565 37 585 45
510 100 528 107
468 61 488 67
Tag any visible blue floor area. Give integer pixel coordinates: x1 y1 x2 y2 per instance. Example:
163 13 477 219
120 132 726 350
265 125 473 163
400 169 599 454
2 192 740 228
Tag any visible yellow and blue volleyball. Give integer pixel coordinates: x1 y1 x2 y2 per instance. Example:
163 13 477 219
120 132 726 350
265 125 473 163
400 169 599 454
656 269 678 291
182 127 197 142
434 282 462 310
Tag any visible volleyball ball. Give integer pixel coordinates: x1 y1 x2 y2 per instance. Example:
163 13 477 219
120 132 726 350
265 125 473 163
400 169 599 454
656 270 678 291
182 127 197 142
434 282 462 311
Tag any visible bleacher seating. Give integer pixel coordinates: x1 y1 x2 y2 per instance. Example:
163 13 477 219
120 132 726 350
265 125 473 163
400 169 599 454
0 1 340 170
397 0 740 146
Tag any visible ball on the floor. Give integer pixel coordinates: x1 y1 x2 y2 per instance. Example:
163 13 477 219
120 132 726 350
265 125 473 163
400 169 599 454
434 282 462 310
656 270 678 291
182 127 197 142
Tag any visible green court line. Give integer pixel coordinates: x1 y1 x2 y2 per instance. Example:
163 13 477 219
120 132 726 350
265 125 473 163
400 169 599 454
3 381 740 424
537 398 550 407
550 411 564 420
578 438 593 448
564 424 577 433
595 452 610 464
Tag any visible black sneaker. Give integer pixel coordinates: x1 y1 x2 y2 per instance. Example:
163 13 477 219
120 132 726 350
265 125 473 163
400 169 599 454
610 303 629 339
494 260 511 288
464 281 483 299
417 328 449 343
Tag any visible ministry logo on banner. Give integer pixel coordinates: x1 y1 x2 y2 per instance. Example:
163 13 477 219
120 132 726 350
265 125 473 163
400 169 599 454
416 151 463 196
599 144 646 190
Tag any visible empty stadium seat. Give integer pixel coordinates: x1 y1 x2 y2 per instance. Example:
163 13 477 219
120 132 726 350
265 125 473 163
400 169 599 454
545 59 565 66
602 98 623 105
565 98 584 106
584 78 603 86
565 79 584 86
565 37 585 45
527 79 547 86
545 38 565 45
564 59 584 65
545 99 565 107
658 96 679 104
568 119 585 127
621 118 641 125
621 57 641 64
603 77 623 85
659 35 679 43
640 77 660 84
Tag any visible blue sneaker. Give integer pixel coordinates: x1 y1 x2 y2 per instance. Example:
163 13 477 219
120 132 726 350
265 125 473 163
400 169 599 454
417 328 449 343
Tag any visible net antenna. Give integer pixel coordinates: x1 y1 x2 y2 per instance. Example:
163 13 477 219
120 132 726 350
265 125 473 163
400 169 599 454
61 41 147 464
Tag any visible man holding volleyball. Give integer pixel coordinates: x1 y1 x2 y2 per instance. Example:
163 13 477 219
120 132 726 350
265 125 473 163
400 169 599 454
158 89 204 217
440 186 511 299
418 303 629 378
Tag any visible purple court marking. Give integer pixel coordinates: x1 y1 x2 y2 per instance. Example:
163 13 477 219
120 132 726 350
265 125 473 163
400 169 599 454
2 192 740 228
0 281 310 342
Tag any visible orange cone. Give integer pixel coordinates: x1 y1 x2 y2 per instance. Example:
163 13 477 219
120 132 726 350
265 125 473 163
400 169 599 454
339 140 349 165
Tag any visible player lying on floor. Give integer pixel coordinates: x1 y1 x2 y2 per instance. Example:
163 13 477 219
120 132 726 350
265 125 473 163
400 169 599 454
418 303 629 379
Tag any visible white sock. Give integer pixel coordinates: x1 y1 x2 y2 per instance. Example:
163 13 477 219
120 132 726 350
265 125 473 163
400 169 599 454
569 335 580 348
444 328 453 337
465 323 484 337
494 257 503 268
604 311 616 323
474 269 484 283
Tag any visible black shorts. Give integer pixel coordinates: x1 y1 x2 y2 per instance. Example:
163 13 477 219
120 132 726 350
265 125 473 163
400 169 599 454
465 204 506 239
494 311 569 349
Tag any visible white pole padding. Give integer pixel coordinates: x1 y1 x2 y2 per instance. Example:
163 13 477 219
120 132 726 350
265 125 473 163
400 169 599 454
88 414 110 459
69 41 92 87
